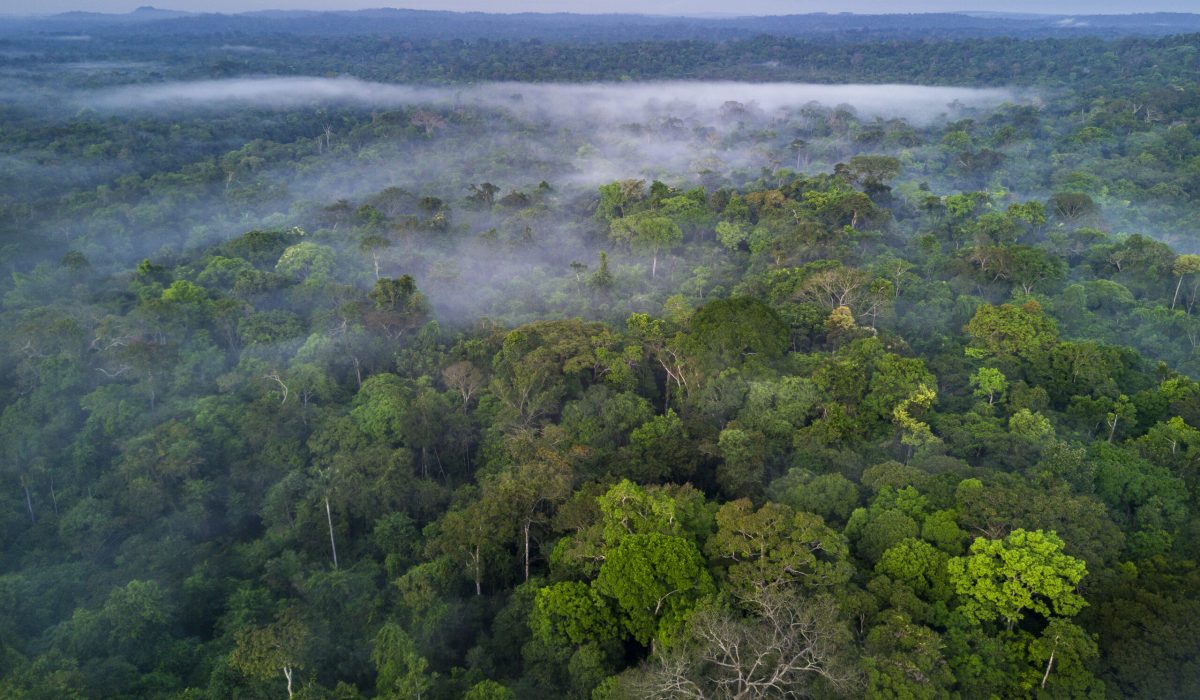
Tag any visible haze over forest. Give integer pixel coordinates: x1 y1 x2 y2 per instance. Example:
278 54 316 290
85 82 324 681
10 2 1200 16
1 6 1199 700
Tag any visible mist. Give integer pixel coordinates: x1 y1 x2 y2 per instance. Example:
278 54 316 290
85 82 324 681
3 75 1035 325
90 77 1017 126
2 18 1198 700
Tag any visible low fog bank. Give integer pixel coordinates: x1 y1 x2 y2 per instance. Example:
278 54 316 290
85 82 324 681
5 76 1044 327
89 77 1019 126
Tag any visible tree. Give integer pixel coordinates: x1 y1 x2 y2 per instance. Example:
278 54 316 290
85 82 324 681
610 215 682 279
1048 193 1096 222
373 622 436 699
1104 394 1135 443
715 428 766 498
488 319 614 429
795 265 872 312
275 241 334 283
1021 618 1103 698
625 409 696 482
965 300 1058 362
531 581 621 647
863 612 954 700
464 680 516 700
875 538 952 605
594 479 710 548
429 497 506 596
948 529 1087 631
468 182 501 208
1004 245 1067 295
58 579 174 669
594 533 715 647
360 233 390 280
840 154 902 192
367 276 428 341
441 360 485 408
634 589 860 699
1090 442 1189 534
1171 254 1200 310
596 179 645 222
768 470 860 526
590 251 614 291
684 297 788 371
488 458 573 582
715 220 749 252
230 609 312 699
706 499 851 597
892 383 940 458
970 367 1008 406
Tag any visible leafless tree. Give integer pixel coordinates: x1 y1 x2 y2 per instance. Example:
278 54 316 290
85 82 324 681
442 361 485 407
631 589 861 699
795 266 872 312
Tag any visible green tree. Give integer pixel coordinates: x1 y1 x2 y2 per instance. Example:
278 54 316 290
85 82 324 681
464 679 515 700
1171 254 1200 310
367 276 428 341
531 581 621 647
373 622 436 699
965 300 1058 362
594 533 715 647
706 499 851 597
948 529 1087 631
275 241 334 283
893 383 940 459
683 297 788 372
970 367 1008 406
610 215 682 279
863 612 954 700
230 609 312 699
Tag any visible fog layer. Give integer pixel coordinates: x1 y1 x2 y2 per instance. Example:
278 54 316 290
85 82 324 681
91 77 1017 125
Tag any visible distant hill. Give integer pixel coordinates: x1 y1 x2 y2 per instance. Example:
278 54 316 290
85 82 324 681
14 6 193 25
2 8 1199 41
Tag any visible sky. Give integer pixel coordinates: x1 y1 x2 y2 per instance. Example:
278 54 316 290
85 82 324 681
9 1 1198 16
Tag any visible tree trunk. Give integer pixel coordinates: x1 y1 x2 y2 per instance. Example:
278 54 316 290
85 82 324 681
21 475 34 524
651 251 658 279
283 665 295 699
325 497 339 570
474 544 482 596
1173 274 1184 310
1041 635 1060 689
523 520 531 582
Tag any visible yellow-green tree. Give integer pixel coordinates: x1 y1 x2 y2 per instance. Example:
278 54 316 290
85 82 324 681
947 529 1086 632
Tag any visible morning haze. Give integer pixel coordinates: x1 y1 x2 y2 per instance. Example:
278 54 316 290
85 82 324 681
1 4 1199 700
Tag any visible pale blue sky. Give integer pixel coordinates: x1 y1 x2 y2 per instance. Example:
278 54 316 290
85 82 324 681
9 1 1198 16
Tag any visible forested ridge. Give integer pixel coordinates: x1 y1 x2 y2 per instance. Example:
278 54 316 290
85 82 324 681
2 14 1200 700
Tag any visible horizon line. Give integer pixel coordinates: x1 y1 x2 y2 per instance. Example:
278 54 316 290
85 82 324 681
3 6 1199 19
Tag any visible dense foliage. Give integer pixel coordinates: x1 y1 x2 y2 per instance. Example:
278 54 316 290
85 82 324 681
2 11 1200 700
